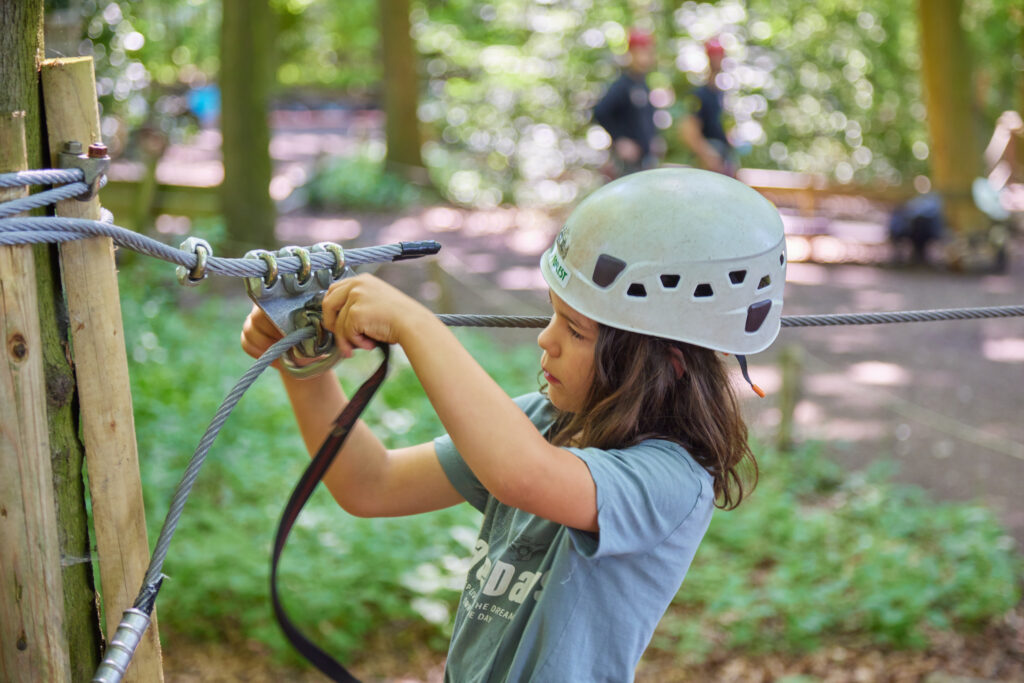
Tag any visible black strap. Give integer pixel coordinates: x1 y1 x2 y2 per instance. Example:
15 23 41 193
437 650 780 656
270 344 390 683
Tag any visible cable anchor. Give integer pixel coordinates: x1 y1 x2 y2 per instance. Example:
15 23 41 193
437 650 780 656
57 140 110 201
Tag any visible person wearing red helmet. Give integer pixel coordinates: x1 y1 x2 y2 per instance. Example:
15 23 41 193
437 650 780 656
679 38 737 177
593 28 662 177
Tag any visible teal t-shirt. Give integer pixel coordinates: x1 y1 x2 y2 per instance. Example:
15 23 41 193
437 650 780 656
433 393 715 682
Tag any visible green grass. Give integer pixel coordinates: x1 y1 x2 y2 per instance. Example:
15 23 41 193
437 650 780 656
117 257 1021 668
654 446 1021 662
303 149 436 212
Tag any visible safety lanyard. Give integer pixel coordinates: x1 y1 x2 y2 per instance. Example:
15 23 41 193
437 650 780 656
270 344 390 683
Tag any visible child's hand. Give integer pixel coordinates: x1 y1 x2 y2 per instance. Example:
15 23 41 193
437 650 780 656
321 274 427 357
240 303 287 368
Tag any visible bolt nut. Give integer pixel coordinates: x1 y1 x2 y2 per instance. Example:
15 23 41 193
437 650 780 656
87 142 109 159
63 141 83 154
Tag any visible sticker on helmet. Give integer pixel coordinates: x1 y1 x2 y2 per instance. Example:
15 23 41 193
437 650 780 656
555 225 570 259
548 248 571 288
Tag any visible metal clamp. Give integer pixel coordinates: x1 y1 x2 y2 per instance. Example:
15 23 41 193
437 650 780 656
245 249 280 289
313 241 345 279
176 237 213 286
58 140 110 201
245 244 353 378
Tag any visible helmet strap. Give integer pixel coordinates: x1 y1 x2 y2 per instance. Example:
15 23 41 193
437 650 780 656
734 354 766 398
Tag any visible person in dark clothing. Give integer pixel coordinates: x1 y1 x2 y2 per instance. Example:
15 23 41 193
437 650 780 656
680 38 737 177
593 29 659 176
887 193 945 265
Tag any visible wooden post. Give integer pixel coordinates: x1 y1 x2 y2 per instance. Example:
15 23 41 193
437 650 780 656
916 0 988 267
776 344 802 452
40 57 164 682
0 112 71 682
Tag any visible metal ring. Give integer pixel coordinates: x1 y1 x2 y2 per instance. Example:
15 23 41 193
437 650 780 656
176 237 213 287
314 242 345 280
245 249 279 288
281 245 312 285
190 243 210 281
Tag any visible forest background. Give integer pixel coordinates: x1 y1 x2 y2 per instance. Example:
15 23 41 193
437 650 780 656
16 0 1024 680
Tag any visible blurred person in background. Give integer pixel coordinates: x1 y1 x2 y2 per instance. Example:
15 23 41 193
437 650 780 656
679 38 738 177
593 29 662 177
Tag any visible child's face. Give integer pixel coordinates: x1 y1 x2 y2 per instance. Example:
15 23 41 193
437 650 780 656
538 290 598 413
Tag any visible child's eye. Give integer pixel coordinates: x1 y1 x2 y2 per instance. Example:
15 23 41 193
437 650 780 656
568 327 585 340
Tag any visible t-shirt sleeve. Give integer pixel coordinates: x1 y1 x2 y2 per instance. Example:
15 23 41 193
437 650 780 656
433 392 556 514
565 441 711 559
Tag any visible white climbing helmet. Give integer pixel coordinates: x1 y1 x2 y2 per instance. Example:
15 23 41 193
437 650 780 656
540 167 786 354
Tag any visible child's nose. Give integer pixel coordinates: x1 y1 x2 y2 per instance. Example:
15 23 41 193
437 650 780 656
537 322 558 355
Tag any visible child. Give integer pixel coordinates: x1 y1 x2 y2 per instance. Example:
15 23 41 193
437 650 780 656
240 167 787 681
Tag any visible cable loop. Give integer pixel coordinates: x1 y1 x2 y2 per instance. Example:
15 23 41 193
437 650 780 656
245 249 279 288
279 245 312 285
313 242 345 279
176 237 213 286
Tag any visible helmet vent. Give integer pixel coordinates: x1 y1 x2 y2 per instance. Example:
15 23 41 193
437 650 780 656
660 274 680 288
627 283 647 297
729 270 747 285
757 275 771 290
592 254 627 288
745 300 772 332
693 283 714 298
780 252 786 265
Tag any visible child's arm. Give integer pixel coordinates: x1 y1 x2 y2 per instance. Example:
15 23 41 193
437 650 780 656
240 304 464 517
322 275 600 532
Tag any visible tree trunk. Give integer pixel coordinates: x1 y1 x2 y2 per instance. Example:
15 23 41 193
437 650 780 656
916 0 986 242
379 0 427 181
0 1 102 678
220 0 276 253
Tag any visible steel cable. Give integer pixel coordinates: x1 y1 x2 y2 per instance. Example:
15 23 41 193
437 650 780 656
439 306 1024 329
0 216 410 274
0 168 85 187
140 327 314 590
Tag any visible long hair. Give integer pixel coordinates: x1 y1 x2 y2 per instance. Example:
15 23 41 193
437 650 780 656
544 325 757 510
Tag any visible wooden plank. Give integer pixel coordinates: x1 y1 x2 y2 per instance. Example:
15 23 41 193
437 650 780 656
99 179 221 227
0 111 71 682
40 57 164 683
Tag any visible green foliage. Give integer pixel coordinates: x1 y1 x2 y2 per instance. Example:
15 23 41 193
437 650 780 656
61 0 1023 202
303 147 435 212
119 258 1020 668
654 444 1022 662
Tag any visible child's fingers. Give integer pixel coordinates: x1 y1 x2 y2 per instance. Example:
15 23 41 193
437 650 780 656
321 278 354 334
240 304 285 361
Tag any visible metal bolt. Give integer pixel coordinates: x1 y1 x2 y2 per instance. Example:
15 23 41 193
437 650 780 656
87 142 108 159
63 140 83 154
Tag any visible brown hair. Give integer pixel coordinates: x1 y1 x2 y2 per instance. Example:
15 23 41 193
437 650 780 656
544 325 757 510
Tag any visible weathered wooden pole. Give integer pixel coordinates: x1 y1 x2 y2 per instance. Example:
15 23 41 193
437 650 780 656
41 56 164 682
1 2 104 677
0 111 72 683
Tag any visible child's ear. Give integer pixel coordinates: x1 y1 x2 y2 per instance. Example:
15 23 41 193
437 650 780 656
668 347 686 380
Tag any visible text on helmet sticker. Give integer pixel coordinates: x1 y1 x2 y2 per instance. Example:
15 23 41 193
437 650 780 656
548 248 571 288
